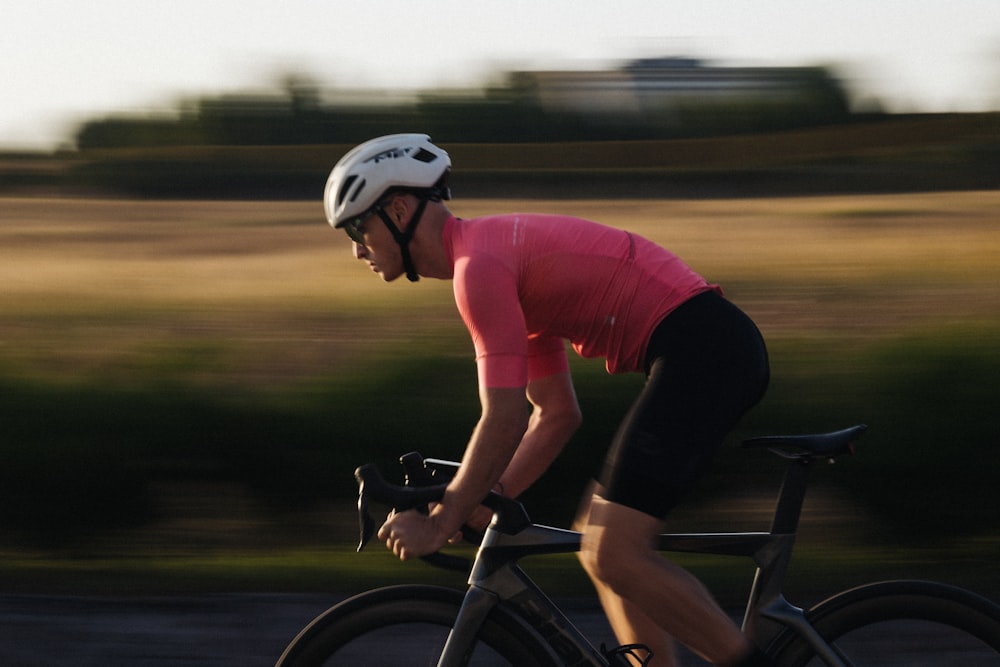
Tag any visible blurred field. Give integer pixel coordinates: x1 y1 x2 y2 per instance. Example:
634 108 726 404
1 192 999 596
4 192 999 385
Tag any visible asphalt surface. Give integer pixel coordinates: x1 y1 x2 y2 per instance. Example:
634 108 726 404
0 594 342 667
1 593 997 666
0 594 620 666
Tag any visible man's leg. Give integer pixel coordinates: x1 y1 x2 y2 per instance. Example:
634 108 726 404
576 487 677 666
591 579 677 666
579 494 754 667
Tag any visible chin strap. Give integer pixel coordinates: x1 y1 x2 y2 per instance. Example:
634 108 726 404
376 190 443 282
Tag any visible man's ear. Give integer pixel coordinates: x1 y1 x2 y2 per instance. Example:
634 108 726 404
389 194 416 227
390 193 419 231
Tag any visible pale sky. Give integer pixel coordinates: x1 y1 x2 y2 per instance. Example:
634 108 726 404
4 0 999 150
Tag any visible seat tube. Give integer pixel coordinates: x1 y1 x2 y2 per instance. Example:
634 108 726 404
770 459 813 534
744 459 813 640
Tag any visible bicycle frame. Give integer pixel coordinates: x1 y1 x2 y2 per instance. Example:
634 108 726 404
353 425 867 667
433 456 852 667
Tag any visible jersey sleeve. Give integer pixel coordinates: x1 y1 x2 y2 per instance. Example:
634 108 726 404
527 335 570 380
453 253 530 388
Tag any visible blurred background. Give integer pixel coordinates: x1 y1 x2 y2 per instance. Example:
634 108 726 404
1 0 999 638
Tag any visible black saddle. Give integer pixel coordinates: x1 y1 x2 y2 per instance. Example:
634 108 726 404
742 424 868 460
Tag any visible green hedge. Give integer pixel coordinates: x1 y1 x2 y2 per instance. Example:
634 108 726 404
2 327 999 544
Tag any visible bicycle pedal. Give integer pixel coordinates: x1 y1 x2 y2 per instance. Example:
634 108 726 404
601 642 653 666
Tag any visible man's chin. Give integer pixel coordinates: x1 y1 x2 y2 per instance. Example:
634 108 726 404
380 270 403 283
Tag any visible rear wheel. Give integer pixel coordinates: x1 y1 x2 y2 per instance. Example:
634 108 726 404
275 585 556 666
767 580 1000 666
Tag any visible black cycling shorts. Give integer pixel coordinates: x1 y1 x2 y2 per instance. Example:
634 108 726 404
598 290 770 518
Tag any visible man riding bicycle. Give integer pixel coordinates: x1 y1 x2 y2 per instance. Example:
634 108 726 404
323 134 771 667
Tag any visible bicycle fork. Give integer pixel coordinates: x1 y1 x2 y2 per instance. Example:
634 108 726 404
436 586 505 666
437 523 612 667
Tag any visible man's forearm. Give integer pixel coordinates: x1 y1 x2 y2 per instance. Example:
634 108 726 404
499 411 576 498
500 371 582 498
431 387 529 535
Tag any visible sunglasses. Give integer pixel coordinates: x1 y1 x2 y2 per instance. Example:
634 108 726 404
342 208 378 245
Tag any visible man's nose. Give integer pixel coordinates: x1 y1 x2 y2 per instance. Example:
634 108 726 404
353 242 368 259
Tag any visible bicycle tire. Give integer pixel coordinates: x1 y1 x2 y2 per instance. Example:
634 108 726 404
275 584 558 667
766 580 1000 666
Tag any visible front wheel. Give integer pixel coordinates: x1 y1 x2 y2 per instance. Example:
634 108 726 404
767 580 1000 666
275 584 556 667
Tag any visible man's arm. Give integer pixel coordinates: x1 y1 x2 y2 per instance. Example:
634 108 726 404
379 385 528 560
378 372 582 559
434 385 530 533
452 371 582 535
498 371 582 499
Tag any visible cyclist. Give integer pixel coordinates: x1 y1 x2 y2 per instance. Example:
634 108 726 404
324 134 772 667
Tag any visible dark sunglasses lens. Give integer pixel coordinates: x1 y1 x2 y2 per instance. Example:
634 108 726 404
344 219 365 244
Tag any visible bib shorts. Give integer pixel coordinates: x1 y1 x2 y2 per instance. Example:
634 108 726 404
598 290 770 518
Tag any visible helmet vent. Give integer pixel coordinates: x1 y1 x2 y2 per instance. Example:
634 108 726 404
411 148 438 163
340 176 366 205
350 179 366 203
337 175 357 206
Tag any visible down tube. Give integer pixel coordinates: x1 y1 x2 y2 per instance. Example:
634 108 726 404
502 567 607 666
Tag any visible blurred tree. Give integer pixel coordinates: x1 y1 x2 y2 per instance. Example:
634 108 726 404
73 62 858 150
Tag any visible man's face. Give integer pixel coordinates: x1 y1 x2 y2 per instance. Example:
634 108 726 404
349 209 406 282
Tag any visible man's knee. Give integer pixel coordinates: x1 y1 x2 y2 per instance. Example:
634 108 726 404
578 528 606 578
578 501 658 595
582 532 650 599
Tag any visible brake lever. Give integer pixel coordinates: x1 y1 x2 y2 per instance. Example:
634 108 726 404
356 472 376 552
354 460 472 571
400 452 473 570
400 451 433 486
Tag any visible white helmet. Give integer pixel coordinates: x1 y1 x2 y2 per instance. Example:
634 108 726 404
324 133 451 229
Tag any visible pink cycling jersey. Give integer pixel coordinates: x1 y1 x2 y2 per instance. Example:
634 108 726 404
442 213 721 388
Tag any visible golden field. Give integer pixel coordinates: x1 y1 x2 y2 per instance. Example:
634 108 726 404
3 191 999 388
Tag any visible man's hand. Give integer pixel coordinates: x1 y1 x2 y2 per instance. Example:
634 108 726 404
377 509 450 560
464 504 494 534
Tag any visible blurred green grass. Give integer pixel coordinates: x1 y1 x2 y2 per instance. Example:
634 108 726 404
2 533 997 608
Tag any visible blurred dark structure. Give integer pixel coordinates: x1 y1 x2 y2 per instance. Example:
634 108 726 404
2 58 997 197
532 57 851 135
70 59 852 149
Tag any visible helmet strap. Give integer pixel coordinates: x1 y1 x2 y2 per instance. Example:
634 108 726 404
376 196 431 282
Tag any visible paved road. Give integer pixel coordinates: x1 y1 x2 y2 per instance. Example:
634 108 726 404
0 594 343 667
0 593 996 665
0 594 619 666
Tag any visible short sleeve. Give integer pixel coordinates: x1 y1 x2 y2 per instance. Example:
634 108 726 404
453 253 530 388
527 335 569 380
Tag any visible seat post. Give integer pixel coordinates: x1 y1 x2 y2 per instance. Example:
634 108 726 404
770 458 814 535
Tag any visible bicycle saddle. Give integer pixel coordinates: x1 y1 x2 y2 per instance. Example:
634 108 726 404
742 424 867 460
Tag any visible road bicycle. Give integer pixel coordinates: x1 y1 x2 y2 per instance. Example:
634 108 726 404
276 424 1000 665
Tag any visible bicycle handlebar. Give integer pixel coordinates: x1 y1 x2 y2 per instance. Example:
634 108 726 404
354 453 531 572
354 463 470 571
